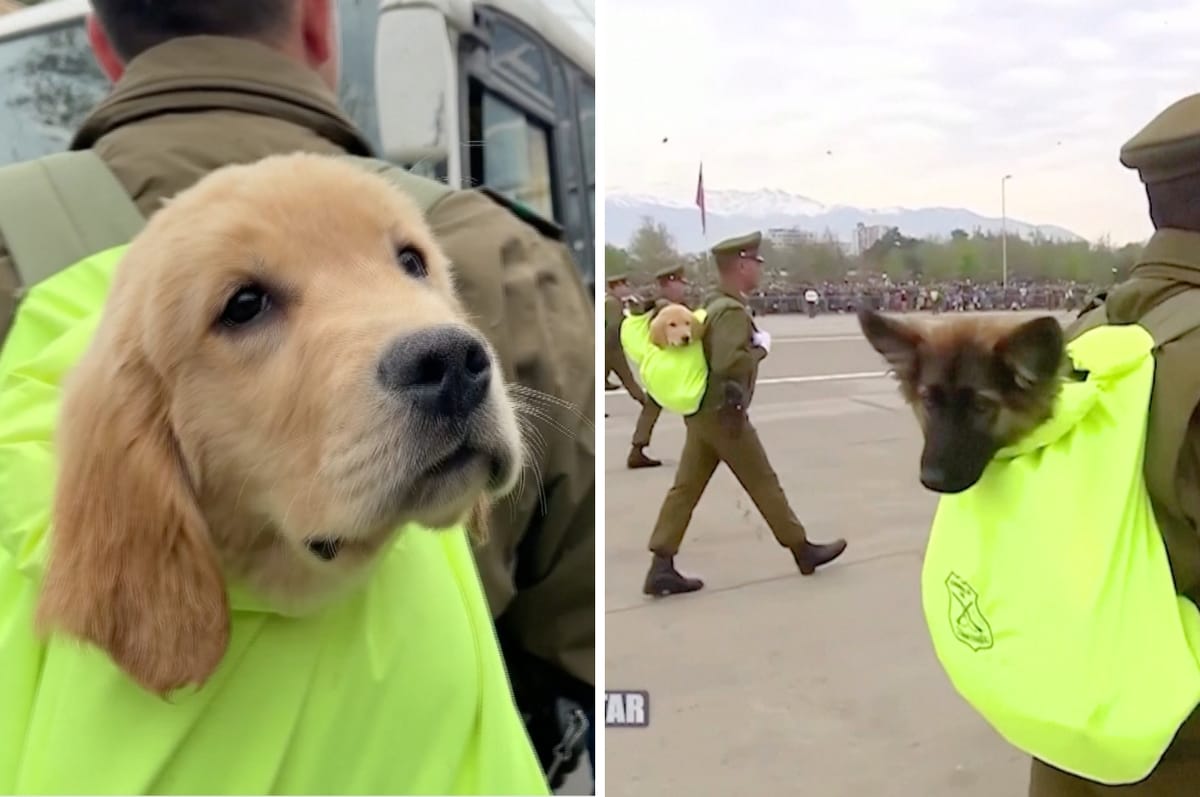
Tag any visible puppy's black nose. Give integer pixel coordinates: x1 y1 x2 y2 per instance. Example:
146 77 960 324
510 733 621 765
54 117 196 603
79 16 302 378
378 325 491 419
920 465 947 492
920 465 974 494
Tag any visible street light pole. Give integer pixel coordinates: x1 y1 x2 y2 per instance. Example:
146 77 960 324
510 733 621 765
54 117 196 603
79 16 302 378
1001 174 1012 291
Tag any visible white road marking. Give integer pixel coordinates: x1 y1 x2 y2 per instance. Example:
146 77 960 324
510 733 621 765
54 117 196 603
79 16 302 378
772 334 867 343
754 371 888 385
605 370 889 398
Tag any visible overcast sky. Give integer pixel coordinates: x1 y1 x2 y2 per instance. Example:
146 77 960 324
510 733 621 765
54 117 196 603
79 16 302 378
604 0 1200 244
543 0 593 43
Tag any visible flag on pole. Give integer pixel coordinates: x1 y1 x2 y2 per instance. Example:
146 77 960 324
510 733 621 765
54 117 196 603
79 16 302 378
695 162 707 235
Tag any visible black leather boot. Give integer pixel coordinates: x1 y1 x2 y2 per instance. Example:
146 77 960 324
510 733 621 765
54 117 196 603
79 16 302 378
642 554 704 596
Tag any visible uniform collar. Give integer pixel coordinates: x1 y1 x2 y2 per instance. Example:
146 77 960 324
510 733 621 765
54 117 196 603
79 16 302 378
1135 229 1200 270
1125 229 1200 287
72 36 372 156
716 285 746 303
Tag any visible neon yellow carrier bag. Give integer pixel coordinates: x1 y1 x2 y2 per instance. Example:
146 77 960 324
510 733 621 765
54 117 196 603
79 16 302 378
619 305 709 415
0 152 548 795
922 292 1200 785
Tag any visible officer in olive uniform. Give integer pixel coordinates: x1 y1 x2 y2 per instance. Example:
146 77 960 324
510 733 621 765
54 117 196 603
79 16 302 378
1027 95 1200 797
604 272 663 467
643 232 848 596
603 273 629 394
0 3 596 786
656 263 690 307
611 263 693 455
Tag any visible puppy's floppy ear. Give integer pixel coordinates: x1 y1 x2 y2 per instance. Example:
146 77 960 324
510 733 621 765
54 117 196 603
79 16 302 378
648 314 669 349
995 316 1064 389
37 335 229 697
858 308 923 376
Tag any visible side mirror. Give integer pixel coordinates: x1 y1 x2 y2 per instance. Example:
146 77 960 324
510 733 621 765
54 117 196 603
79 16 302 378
375 7 455 170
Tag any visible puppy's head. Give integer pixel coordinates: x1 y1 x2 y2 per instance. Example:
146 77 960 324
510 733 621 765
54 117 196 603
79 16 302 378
857 309 1064 494
649 304 698 348
38 153 522 695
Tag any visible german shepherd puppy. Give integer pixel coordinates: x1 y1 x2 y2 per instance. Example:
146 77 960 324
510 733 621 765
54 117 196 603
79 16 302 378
857 309 1068 494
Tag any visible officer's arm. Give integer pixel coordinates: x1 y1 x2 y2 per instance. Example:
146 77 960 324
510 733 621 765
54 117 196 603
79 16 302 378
420 188 595 698
0 242 18 343
603 297 623 348
608 347 646 402
707 307 759 383
604 295 622 324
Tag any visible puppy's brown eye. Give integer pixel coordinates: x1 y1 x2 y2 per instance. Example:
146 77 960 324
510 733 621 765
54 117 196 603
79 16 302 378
396 246 427 279
220 285 270 328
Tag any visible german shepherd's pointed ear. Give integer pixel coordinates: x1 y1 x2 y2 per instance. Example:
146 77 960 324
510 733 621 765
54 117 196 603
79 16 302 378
857 308 924 376
995 316 1064 390
37 330 229 698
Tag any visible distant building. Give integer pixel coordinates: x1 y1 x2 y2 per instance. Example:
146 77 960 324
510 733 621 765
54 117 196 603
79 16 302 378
854 222 890 255
766 227 816 247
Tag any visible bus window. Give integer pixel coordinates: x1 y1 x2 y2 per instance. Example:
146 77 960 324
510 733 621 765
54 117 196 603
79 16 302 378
0 21 108 167
577 79 594 221
489 18 554 112
468 81 555 222
335 0 383 153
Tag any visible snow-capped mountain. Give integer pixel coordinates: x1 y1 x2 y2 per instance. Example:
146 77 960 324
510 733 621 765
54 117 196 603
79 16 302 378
605 188 1084 253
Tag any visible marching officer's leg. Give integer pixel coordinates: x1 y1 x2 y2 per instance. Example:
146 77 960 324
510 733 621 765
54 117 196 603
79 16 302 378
644 419 719 595
706 415 847 574
604 365 619 391
1028 760 1094 797
629 397 662 469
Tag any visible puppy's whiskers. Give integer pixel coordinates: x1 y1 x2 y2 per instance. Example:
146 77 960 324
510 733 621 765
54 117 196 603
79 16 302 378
512 414 549 517
508 384 593 431
509 395 582 443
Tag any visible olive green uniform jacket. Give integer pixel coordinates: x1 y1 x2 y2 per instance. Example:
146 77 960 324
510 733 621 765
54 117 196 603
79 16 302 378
1031 229 1200 795
0 37 595 697
698 288 767 415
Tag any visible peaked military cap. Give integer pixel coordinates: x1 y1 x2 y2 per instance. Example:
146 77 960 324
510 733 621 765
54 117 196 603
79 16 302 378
710 231 763 260
655 264 686 281
1121 93 1200 184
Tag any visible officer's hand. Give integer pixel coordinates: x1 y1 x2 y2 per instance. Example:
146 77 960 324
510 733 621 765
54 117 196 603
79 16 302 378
751 329 772 354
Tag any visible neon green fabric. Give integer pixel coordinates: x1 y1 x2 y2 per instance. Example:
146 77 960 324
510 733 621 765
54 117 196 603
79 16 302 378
922 322 1200 785
0 245 549 795
619 307 709 415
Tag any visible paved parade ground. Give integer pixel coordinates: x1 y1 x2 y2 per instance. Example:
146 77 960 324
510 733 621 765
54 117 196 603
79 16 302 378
603 310 1074 797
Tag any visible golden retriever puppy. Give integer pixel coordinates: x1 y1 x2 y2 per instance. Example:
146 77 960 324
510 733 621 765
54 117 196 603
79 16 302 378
648 303 700 348
36 153 522 696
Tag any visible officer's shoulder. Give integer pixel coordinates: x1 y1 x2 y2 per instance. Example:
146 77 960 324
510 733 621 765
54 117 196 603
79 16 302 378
475 187 565 241
343 156 564 241
705 295 747 318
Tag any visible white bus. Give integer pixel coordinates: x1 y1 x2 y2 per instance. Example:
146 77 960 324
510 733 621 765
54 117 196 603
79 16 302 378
0 0 596 288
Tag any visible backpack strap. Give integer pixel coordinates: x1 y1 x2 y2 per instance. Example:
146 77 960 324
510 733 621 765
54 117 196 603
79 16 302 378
1137 288 1200 350
1127 288 1200 599
336 154 452 213
1065 302 1108 343
0 151 145 294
